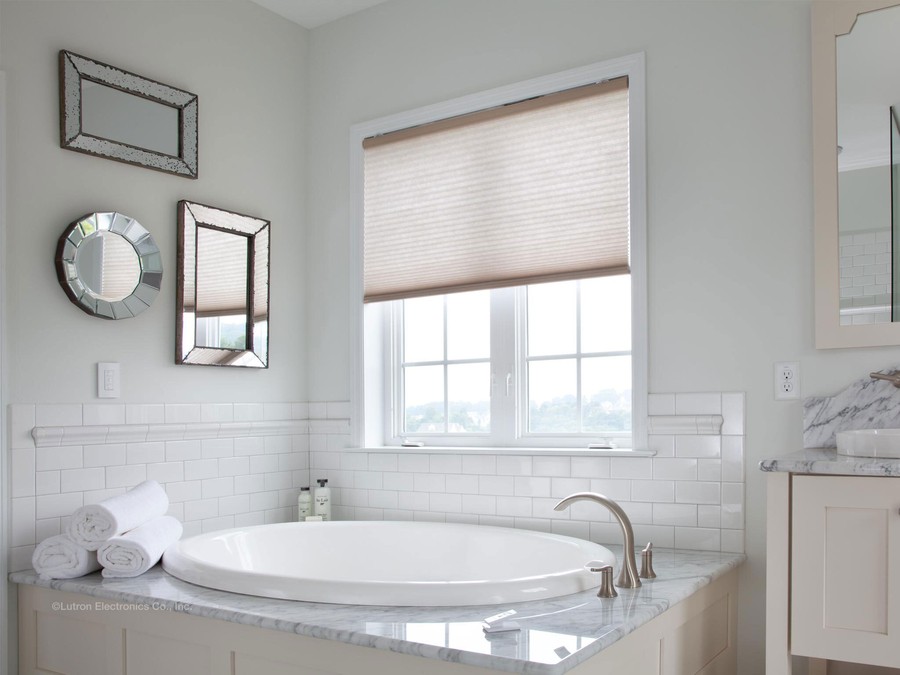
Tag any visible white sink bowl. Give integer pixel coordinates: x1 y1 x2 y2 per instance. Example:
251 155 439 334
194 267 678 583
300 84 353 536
836 429 900 458
162 521 615 606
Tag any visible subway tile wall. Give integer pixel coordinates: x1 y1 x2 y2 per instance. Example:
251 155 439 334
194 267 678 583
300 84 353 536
839 229 892 326
8 392 745 573
8 402 312 572
309 392 745 555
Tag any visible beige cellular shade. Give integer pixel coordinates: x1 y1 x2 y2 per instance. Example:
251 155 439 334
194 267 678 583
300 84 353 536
195 226 249 317
363 77 630 303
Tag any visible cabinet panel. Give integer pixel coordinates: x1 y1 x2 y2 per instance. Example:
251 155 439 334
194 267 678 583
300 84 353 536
792 475 900 667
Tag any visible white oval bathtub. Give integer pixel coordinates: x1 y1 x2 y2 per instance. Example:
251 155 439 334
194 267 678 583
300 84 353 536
162 521 615 606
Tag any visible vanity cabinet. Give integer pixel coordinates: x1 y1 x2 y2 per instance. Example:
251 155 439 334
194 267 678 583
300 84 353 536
766 472 900 673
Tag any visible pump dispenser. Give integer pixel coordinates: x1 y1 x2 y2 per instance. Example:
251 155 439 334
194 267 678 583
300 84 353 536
314 479 331 521
297 487 312 521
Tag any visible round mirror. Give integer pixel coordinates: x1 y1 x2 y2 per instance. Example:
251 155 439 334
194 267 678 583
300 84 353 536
55 211 163 320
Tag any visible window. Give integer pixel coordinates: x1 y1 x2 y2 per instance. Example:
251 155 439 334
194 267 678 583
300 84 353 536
351 54 647 450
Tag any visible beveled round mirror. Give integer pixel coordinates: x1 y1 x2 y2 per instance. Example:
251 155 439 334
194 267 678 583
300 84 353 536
55 211 163 319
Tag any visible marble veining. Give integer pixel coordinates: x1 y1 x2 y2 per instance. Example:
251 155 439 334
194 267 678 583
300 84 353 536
759 448 900 476
803 366 900 448
10 547 744 675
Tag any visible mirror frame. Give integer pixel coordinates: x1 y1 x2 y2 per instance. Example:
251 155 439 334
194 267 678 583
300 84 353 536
59 50 198 179
814 0 900 347
55 212 163 320
176 200 270 368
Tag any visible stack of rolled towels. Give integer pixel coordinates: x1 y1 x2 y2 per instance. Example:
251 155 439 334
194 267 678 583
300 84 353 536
32 479 182 580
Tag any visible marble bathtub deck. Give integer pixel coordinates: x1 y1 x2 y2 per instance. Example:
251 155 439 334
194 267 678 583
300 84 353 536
759 447 900 476
11 546 744 675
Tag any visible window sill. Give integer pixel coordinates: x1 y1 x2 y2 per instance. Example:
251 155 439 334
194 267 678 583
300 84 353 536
347 446 656 457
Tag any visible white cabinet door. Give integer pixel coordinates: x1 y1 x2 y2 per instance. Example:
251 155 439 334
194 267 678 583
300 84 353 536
791 475 900 667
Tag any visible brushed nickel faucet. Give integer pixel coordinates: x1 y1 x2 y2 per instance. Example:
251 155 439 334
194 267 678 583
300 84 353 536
554 492 641 589
870 371 900 387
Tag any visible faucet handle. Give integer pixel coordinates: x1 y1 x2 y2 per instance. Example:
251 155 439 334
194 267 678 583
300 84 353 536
588 563 618 598
639 542 656 579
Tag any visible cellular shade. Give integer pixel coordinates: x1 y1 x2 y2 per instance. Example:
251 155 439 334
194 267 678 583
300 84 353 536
195 226 249 317
363 77 630 303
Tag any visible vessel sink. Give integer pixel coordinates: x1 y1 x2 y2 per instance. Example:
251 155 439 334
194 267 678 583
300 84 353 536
836 429 900 458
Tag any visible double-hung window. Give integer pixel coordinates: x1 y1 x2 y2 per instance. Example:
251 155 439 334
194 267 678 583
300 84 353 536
351 54 646 451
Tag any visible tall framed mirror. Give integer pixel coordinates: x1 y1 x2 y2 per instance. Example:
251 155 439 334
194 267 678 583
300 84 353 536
176 201 270 368
59 50 198 178
813 0 900 347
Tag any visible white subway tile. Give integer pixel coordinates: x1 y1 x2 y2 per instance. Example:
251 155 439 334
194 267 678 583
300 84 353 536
721 529 744 553
496 496 532 517
263 402 292 421
146 462 184 484
532 497 564 519
36 471 60 495
496 455 532 476
698 459 721 482
265 473 292 491
250 491 278 511
277 453 305 471
533 456 571 477
234 437 265 456
326 434 352 451
631 524 675 549
165 440 201 462
165 404 201 424
185 498 219 521
588 479 631 501
202 438 234 459
126 404 165 425
36 492 82 519
414 473 445 492
60 468 105 493
340 488 367 507
478 475 514 496
182 522 202 538
398 492 431 511
83 404 125 426
675 481 721 505
674 393 721 415
250 455 278 474
570 457 610 479
480 515 515 529
36 404 82 427
398 453 430 473
292 402 309 420
164 481 202 503
550 477 590 498
201 403 234 423
368 453 398 472
430 454 462 474
12 497 36 546
648 393 676 416
652 503 697 526
202 516 235 532
219 494 250 516
10 545 36 572
326 401 351 419
446 513 479 525
308 402 327 419
12 448 36 498
631 480 674 503
308 434 326 453
36 446 83 471
369 490 399 509
462 455 496 475
11 404 36 449
35 517 61 541
514 476 551 497
697 505 721 529
353 507 383 521
461 494 496 515
652 458 697 481
341 453 368 471
354 471 383 490
551 520 590 540
126 442 165 465
310 451 341 471
415 510 446 523
566 499 611 522
234 403 264 422
202 477 234 498
446 474 479 494
675 436 721 459
383 472 415 491
610 457 653 479
674 527 720 551
234 474 266 494
515 518 552 533
721 436 744 483
647 435 675 458
220 456 251 476
106 464 146 488
184 459 218 481
82 444 124 467
292 435 310 453
235 511 266 527
619 501 653 524
265 436 292 454
82 487 125 503
721 393 745 435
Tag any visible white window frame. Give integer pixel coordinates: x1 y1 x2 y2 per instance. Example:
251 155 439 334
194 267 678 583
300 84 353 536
349 53 648 452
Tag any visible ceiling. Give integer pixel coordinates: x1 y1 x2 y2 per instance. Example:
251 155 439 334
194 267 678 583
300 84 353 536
248 0 389 29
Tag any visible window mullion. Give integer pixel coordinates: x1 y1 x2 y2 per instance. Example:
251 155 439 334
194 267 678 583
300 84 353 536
491 287 516 446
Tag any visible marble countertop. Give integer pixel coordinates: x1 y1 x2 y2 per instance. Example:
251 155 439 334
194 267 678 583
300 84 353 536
11 546 744 675
759 448 900 476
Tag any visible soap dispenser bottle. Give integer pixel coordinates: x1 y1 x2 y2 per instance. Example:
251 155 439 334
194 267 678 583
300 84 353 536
297 486 312 521
314 479 331 521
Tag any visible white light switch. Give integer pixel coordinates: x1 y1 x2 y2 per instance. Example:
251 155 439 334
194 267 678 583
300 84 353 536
97 362 121 399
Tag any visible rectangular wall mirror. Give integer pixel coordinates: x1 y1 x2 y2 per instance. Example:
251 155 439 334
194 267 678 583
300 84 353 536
177 201 270 368
59 50 198 178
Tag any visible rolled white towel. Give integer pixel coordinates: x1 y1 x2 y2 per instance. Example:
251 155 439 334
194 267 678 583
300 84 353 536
32 534 101 580
97 516 183 578
67 480 169 550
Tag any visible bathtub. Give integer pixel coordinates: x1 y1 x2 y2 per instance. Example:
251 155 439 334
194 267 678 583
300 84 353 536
162 521 615 606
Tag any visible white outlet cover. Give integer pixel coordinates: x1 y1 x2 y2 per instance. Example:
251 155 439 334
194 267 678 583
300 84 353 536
774 361 800 400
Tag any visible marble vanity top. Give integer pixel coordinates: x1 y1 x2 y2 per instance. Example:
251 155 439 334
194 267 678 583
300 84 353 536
759 447 900 476
11 546 744 675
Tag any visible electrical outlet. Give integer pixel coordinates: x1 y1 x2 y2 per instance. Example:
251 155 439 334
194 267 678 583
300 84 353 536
775 362 799 400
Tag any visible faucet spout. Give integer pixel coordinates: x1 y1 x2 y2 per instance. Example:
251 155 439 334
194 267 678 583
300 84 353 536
554 491 641 589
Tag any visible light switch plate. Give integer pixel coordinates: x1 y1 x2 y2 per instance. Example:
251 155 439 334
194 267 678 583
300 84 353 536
97 362 120 399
